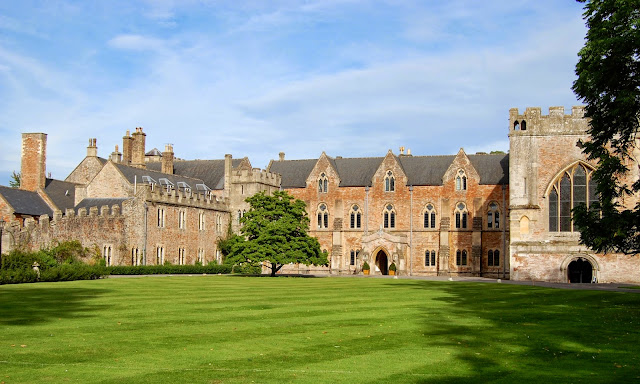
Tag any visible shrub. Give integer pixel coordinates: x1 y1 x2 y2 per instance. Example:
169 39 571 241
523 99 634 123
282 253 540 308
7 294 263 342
0 268 38 285
106 264 232 275
362 261 370 270
389 263 397 272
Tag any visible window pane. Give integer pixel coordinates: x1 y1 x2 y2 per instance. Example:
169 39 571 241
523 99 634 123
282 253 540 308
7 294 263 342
495 212 500 229
456 250 461 265
431 212 436 228
549 188 558 232
574 166 587 210
384 212 389 228
424 212 428 228
390 212 395 228
431 251 436 266
456 212 461 228
462 250 467 265
462 213 467 228
487 212 493 228
495 250 500 266
560 175 571 231
350 213 355 228
488 250 493 266
357 213 361 228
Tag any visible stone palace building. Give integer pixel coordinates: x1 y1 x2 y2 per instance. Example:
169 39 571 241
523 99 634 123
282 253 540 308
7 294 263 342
1 106 639 283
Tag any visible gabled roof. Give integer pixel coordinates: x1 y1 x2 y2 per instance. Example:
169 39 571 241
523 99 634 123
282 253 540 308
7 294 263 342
148 159 243 190
268 159 318 188
269 153 509 188
113 163 208 189
75 197 131 213
44 179 77 212
0 186 53 217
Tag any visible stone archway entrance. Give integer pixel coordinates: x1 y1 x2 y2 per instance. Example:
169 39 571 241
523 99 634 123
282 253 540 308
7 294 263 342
375 250 389 275
568 258 593 283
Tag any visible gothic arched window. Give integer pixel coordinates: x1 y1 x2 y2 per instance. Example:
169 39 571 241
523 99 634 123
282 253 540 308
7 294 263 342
456 169 467 191
548 163 597 232
349 205 362 229
455 202 468 229
487 202 500 229
383 204 396 228
423 203 437 229
318 173 328 193
317 203 329 229
384 171 395 192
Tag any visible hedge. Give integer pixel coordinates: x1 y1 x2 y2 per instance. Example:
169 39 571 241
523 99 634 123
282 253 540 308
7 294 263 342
107 264 232 275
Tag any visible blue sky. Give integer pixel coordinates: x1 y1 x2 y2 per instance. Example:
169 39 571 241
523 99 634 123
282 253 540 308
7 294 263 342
0 1 587 185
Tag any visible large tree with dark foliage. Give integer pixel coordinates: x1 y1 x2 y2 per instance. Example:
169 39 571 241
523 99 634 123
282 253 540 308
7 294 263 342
572 0 640 254
227 191 328 276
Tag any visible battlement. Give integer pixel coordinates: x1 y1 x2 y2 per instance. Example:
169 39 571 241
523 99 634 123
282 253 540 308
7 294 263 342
142 183 230 211
231 167 282 187
509 106 588 135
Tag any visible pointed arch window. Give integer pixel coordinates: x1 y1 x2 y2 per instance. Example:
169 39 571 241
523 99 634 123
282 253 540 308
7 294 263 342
547 163 597 232
317 203 329 229
456 170 467 191
455 202 468 229
456 249 468 266
424 203 437 229
487 202 500 229
318 172 328 193
488 249 500 267
384 171 395 192
349 205 362 229
383 204 396 229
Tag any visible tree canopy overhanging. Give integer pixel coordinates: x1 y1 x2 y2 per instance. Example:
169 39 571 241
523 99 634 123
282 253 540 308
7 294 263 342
572 0 640 254
226 190 328 276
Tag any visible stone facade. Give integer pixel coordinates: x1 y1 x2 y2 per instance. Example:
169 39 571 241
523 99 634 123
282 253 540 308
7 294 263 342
1 106 640 283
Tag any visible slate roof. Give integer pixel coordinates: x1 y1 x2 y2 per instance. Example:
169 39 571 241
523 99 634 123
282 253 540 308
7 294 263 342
268 153 509 188
75 198 131 213
114 163 208 189
145 148 162 157
44 179 77 212
0 185 53 217
147 159 243 190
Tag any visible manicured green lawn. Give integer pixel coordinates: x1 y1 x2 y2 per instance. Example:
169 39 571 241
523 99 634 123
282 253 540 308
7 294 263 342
1 276 639 383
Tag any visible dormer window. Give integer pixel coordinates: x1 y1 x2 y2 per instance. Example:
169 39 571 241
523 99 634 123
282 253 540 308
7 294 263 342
158 178 174 191
455 170 467 191
318 173 328 193
177 181 192 193
142 176 157 186
384 171 395 192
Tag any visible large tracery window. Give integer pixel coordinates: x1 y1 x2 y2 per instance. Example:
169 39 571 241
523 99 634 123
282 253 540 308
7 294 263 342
317 203 329 229
384 171 395 192
424 203 437 229
548 163 597 232
318 173 328 193
350 205 362 229
383 204 396 228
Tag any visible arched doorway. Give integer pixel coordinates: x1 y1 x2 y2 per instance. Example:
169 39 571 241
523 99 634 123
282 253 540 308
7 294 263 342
375 250 389 275
568 258 593 283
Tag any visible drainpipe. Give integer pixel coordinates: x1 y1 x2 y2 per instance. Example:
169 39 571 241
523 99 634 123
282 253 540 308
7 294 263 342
502 184 506 279
409 185 413 276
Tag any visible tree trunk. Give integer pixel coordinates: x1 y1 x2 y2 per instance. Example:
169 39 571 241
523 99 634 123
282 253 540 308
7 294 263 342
270 262 283 277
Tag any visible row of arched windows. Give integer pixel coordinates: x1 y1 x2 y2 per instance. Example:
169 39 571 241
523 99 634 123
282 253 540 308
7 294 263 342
316 202 503 230
318 170 473 193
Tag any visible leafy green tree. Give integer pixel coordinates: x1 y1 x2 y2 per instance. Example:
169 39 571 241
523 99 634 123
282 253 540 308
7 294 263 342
8 171 20 188
227 191 328 276
572 0 640 254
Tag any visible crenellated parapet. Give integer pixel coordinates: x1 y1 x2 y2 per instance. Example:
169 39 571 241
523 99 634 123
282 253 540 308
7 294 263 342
231 167 282 187
509 106 588 136
141 183 230 212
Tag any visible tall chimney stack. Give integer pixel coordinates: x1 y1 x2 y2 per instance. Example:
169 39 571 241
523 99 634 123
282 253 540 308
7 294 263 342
20 133 47 191
122 130 133 165
131 127 146 169
87 138 97 157
161 144 174 174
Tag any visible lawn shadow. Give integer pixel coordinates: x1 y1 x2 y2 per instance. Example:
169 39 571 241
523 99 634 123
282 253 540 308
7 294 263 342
383 280 640 382
0 284 111 326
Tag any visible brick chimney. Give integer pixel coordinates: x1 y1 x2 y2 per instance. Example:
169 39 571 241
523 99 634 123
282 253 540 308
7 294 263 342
87 138 97 157
131 127 146 169
122 130 133 165
20 133 47 191
161 144 174 174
